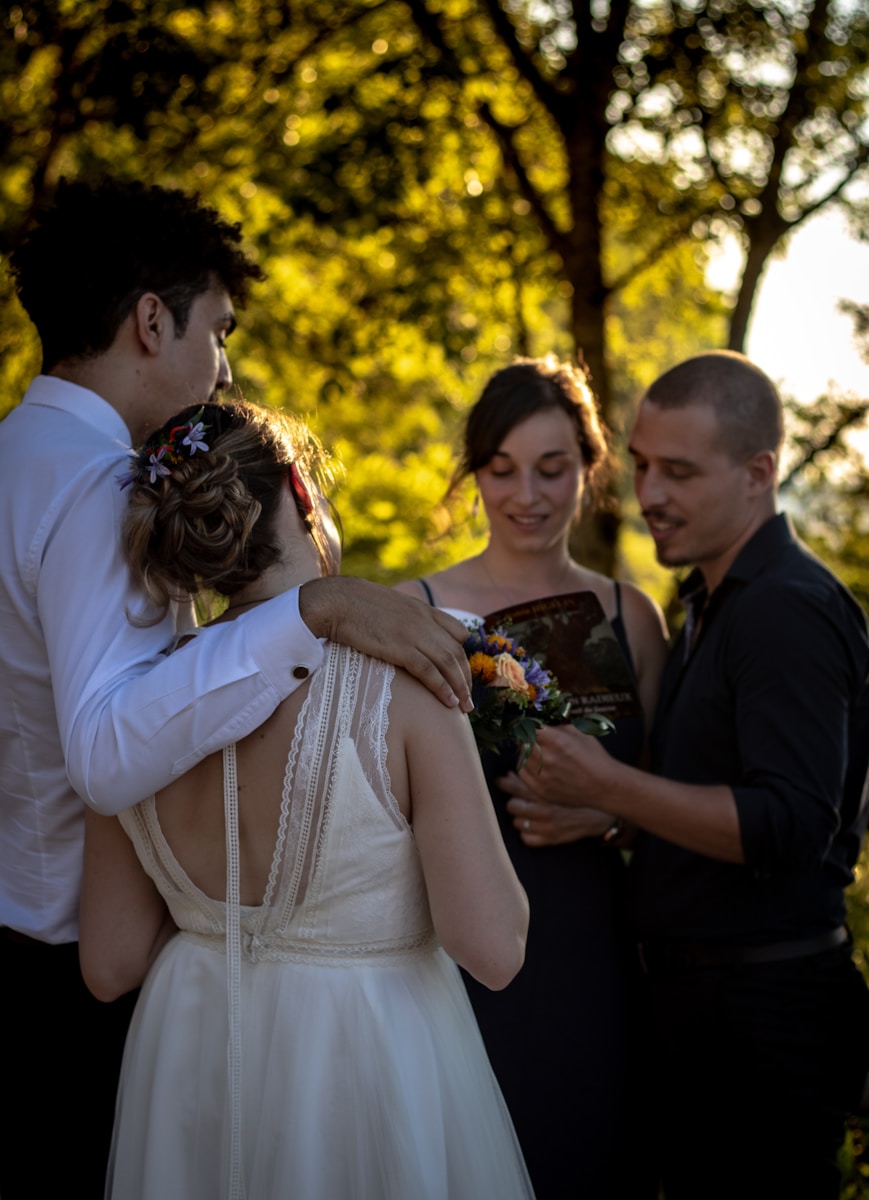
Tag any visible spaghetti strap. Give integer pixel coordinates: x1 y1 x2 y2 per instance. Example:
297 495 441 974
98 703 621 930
418 578 436 607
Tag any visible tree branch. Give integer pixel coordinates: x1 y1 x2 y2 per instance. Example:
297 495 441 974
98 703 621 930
477 0 567 122
779 402 869 491
478 100 568 260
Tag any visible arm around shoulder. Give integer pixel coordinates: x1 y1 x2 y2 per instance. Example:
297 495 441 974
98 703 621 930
65 586 323 814
391 672 529 990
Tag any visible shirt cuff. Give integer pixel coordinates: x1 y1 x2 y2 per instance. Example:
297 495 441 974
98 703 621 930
246 586 325 694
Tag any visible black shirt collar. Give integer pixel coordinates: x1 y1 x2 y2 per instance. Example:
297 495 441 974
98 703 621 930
677 512 793 603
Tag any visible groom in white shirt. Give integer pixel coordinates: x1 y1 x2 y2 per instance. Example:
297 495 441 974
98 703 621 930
0 177 472 1198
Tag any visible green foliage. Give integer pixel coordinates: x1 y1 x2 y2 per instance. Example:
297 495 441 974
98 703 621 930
848 840 869 988
0 0 867 597
841 1115 869 1199
5 0 868 580
780 389 869 615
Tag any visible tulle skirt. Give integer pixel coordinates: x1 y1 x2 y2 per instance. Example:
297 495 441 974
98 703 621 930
106 934 534 1199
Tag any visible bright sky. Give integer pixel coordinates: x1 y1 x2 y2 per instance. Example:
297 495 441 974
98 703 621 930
709 208 869 459
744 208 869 406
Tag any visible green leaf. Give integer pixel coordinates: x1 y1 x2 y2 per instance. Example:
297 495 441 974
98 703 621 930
571 713 616 738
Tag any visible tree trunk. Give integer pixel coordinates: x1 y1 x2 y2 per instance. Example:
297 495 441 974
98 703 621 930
562 12 624 577
729 213 790 352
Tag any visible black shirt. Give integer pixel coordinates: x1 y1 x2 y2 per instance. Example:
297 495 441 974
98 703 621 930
629 513 869 943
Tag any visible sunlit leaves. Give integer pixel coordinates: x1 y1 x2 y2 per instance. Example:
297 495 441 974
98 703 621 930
1 0 867 588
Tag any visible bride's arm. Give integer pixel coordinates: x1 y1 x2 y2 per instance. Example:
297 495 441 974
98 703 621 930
390 673 529 991
79 809 176 1002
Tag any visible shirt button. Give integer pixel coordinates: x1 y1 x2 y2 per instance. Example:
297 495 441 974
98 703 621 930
292 666 310 680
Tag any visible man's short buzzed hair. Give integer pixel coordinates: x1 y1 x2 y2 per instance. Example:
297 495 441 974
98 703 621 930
643 350 784 462
9 177 264 372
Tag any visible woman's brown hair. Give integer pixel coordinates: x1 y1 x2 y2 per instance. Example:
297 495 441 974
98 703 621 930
124 399 334 616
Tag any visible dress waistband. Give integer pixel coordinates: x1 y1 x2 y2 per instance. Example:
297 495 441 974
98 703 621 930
181 927 439 966
638 926 848 974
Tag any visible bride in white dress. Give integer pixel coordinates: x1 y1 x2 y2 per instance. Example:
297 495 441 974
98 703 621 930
79 400 534 1200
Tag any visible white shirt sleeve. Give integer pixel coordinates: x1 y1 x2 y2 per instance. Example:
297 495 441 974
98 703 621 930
42 455 324 815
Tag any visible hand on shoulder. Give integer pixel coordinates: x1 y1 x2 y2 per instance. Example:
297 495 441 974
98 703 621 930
299 575 473 711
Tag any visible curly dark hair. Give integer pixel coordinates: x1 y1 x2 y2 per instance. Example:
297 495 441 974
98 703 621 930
452 355 612 508
9 177 264 371
124 399 335 615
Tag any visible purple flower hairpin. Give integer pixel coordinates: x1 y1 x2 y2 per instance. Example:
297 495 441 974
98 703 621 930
118 409 211 490
181 420 209 455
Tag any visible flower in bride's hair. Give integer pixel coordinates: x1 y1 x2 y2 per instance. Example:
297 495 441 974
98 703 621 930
143 448 172 484
181 421 209 455
464 622 614 768
118 408 211 489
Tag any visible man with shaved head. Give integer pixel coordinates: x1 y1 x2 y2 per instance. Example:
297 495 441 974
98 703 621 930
502 350 869 1199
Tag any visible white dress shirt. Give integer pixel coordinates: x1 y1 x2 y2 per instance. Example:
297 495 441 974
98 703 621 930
0 377 324 942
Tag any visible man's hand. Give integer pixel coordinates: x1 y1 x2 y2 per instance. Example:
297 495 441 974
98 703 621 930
498 724 616 845
499 724 613 808
500 724 744 862
299 576 473 711
501 792 615 847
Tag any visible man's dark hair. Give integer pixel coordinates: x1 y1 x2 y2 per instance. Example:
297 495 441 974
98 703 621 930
643 350 784 462
9 178 264 371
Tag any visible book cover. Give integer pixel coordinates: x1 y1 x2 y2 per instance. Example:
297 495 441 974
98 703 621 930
483 591 642 721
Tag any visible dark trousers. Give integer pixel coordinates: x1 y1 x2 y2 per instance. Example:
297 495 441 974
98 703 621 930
0 931 138 1200
640 942 869 1200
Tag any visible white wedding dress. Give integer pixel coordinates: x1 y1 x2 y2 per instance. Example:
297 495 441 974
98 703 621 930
106 642 534 1200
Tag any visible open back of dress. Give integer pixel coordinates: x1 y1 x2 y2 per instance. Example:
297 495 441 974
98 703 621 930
108 642 534 1200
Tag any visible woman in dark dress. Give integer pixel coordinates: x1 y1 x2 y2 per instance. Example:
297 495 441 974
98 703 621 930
396 356 669 1199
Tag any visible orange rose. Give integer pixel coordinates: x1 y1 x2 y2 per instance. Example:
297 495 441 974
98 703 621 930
491 652 531 698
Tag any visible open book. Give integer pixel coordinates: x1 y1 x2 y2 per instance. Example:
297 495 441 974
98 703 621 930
483 591 642 721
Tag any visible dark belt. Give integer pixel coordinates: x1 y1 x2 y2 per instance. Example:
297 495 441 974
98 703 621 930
638 925 848 974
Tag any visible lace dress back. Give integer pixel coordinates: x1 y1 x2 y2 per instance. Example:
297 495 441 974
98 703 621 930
107 642 534 1200
120 644 433 962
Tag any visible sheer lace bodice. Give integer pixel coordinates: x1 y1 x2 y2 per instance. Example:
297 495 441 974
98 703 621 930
119 642 435 963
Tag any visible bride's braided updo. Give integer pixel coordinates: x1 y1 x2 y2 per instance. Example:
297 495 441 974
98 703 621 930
124 399 332 613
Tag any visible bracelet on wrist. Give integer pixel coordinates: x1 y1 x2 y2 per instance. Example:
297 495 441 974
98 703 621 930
601 817 625 845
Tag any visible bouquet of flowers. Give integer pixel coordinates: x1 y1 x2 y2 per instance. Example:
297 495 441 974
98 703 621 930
464 622 614 768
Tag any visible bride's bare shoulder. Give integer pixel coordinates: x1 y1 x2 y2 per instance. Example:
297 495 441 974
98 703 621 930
389 662 473 745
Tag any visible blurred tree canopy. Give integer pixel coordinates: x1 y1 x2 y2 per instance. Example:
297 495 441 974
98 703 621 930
0 0 867 592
